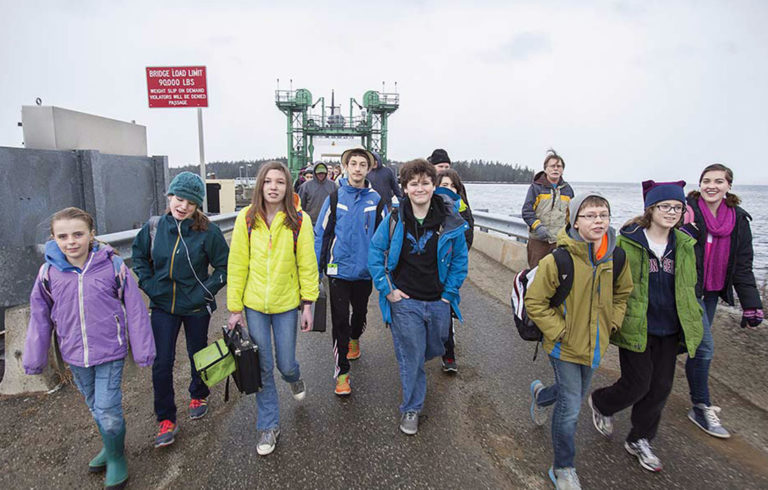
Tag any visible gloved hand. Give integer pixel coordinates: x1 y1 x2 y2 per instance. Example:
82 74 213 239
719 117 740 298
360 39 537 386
533 226 552 242
740 309 764 328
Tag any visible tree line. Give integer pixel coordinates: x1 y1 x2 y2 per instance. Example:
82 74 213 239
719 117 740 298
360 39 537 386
171 157 534 183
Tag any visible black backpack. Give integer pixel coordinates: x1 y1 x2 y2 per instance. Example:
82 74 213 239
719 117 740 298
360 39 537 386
510 247 626 359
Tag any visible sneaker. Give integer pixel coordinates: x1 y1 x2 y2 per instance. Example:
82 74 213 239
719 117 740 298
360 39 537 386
154 420 179 448
256 428 280 456
441 357 458 373
587 394 613 438
347 339 361 360
400 411 419 435
290 379 306 401
529 380 547 426
625 439 663 472
189 398 208 420
688 404 731 439
335 374 351 396
548 466 582 490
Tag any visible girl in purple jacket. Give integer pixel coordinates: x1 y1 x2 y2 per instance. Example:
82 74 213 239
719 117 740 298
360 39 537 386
24 207 155 490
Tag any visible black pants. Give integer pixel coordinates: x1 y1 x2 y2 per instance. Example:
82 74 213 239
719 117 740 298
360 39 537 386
329 277 373 376
591 334 679 443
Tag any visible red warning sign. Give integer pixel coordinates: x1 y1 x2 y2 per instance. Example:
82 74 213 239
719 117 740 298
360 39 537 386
146 66 208 108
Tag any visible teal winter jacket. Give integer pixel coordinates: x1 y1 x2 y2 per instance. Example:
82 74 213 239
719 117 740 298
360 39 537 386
132 214 229 316
368 194 469 325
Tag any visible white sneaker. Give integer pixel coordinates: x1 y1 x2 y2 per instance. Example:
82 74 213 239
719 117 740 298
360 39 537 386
625 439 662 472
256 428 280 456
548 466 582 490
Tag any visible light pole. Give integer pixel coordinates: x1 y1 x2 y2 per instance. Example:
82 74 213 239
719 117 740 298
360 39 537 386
246 164 253 182
239 166 244 179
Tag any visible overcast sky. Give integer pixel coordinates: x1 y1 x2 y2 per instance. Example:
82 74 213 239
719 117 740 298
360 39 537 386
1 0 767 183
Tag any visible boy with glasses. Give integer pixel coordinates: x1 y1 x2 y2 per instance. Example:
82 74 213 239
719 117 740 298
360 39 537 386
522 149 575 267
526 192 633 489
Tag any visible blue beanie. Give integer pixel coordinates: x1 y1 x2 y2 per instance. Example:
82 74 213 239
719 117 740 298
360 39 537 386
167 171 206 207
642 180 686 209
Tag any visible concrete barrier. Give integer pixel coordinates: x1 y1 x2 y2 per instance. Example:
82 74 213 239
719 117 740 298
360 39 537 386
472 230 527 272
0 306 62 395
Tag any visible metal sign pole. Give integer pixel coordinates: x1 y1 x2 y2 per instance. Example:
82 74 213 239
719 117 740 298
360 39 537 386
197 107 207 213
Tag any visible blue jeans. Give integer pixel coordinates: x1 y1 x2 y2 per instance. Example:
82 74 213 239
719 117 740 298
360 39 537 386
685 292 719 405
536 356 595 469
245 308 300 431
70 359 126 435
389 298 451 414
151 308 211 423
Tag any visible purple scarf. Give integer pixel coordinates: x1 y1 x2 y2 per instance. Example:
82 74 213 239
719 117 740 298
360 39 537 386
699 198 735 292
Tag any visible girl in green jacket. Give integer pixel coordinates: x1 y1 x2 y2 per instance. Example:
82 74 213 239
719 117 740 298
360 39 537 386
588 181 703 473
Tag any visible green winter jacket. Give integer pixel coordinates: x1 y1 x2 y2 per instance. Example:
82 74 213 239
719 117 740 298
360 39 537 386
525 227 634 368
611 226 703 356
132 214 229 316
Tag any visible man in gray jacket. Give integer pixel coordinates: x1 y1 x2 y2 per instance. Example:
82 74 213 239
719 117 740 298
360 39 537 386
298 162 338 225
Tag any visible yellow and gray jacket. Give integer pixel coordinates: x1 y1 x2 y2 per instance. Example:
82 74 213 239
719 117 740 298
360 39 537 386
524 227 634 368
227 206 319 314
522 172 574 243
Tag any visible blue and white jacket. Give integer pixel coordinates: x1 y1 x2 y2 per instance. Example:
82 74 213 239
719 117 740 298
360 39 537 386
367 193 469 325
314 179 385 281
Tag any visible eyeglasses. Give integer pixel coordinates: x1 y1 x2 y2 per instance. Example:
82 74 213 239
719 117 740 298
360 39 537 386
577 213 611 222
655 204 685 214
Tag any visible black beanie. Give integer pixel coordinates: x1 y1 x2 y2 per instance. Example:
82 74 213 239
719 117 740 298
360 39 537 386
428 149 451 165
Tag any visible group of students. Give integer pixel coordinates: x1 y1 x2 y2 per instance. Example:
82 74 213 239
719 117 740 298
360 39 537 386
521 151 763 489
22 147 474 489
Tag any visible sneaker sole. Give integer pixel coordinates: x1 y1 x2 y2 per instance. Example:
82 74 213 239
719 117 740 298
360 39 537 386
154 427 179 448
687 412 731 439
588 395 612 438
256 431 280 456
530 381 545 426
547 467 556 488
442 366 458 373
347 353 361 360
399 424 418 435
335 389 351 396
292 391 306 401
624 442 662 472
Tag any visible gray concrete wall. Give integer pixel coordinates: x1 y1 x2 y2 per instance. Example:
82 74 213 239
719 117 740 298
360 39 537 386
0 146 168 308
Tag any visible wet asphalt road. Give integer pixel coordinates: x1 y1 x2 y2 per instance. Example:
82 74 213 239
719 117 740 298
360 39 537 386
3 253 768 489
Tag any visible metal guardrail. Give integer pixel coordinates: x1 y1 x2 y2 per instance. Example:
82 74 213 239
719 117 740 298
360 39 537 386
472 210 529 243
87 212 239 260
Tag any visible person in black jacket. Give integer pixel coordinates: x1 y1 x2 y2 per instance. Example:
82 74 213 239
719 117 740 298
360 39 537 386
368 151 403 211
681 163 763 439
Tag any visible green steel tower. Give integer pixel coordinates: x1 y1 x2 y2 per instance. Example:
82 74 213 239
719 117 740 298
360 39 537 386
275 87 399 176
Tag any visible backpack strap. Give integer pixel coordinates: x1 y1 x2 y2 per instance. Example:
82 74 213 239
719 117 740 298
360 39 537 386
148 215 161 264
374 198 386 230
612 246 626 286
548 247 574 308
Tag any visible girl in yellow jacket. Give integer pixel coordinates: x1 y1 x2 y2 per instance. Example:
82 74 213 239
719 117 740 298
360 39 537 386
227 161 319 457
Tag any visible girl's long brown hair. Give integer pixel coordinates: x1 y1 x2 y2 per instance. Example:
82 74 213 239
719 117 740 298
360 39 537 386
437 169 469 204
246 161 300 232
687 163 741 207
162 205 209 231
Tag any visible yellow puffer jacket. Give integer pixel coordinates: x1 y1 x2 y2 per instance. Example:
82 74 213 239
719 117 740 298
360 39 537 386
227 205 319 314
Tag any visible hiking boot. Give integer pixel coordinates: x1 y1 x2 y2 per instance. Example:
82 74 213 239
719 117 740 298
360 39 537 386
290 379 306 401
441 357 458 373
154 420 179 448
88 446 107 473
625 439 663 472
347 339 361 360
548 466 581 490
529 380 547 426
400 411 419 435
335 374 351 396
588 394 613 438
189 398 208 420
688 404 731 439
256 428 280 456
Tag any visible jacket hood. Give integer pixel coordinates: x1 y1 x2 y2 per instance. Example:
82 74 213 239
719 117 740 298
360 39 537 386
371 151 383 169
339 178 375 195
560 225 617 265
44 241 116 272
533 170 565 187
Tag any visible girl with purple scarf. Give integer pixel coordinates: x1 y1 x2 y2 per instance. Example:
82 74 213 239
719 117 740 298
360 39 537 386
682 163 764 439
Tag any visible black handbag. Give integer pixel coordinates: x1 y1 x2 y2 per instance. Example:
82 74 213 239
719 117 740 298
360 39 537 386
312 281 327 332
222 325 262 399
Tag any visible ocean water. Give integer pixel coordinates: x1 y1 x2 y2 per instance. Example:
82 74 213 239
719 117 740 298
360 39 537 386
465 182 768 281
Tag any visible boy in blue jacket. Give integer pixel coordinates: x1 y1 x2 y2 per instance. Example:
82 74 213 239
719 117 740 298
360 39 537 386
368 158 468 435
315 146 386 396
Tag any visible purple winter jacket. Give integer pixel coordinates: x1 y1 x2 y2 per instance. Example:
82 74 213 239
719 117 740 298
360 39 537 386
24 242 156 374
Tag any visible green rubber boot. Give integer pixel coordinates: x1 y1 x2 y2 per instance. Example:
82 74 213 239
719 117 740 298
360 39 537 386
88 446 107 473
101 424 128 489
